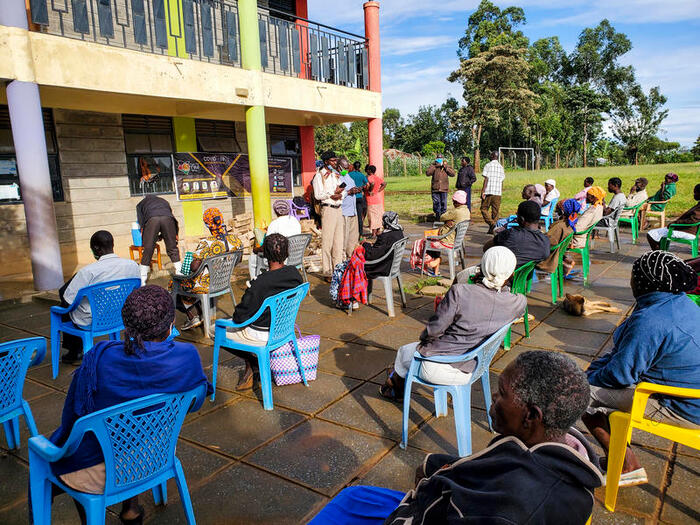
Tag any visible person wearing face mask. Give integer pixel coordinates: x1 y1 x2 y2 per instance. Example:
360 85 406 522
313 150 347 279
426 152 455 219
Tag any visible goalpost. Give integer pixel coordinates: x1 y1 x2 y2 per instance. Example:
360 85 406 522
498 147 535 171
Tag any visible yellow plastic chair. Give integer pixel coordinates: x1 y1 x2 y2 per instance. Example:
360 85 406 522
605 382 700 511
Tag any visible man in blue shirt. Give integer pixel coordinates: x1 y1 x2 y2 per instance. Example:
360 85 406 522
582 250 700 486
348 161 369 236
339 159 363 259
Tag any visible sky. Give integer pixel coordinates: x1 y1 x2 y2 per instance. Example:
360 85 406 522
307 0 700 146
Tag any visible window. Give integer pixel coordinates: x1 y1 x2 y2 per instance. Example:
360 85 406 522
268 124 301 186
195 119 241 153
123 114 175 196
0 106 63 203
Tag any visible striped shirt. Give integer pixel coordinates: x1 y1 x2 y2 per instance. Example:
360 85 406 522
482 160 505 196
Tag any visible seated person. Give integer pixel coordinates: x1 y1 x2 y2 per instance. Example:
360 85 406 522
597 177 627 227
647 183 700 250
484 201 550 267
409 191 470 276
224 234 304 390
176 208 242 330
620 177 648 217
685 256 700 294
380 246 526 400
583 251 700 486
363 211 405 290
641 172 678 230
59 230 140 365
537 199 580 274
573 176 595 207
540 178 560 216
318 351 602 524
570 186 605 248
494 184 542 230
248 199 302 279
46 286 211 525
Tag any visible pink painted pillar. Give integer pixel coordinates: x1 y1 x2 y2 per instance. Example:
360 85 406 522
363 1 383 207
299 125 316 200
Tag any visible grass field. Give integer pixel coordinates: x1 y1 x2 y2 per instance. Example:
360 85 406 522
384 162 700 222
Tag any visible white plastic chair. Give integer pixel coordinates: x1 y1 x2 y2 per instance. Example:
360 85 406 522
420 220 470 281
366 237 409 317
593 206 622 253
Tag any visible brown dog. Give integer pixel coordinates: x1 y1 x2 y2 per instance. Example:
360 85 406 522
562 293 621 316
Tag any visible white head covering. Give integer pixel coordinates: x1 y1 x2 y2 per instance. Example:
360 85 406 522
545 178 556 187
481 247 517 291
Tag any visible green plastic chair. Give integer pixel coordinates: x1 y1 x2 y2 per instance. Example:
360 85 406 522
618 201 645 244
546 232 574 305
659 222 700 257
688 294 700 307
569 224 596 287
503 260 538 350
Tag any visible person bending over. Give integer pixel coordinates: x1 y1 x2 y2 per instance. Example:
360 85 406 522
647 183 700 251
136 194 181 284
484 200 550 267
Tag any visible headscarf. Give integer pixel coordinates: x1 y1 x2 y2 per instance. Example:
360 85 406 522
533 184 546 206
545 179 556 187
203 207 226 239
632 250 697 296
382 211 402 232
452 190 467 205
587 186 605 206
665 172 679 183
480 246 517 291
562 199 581 231
273 199 291 216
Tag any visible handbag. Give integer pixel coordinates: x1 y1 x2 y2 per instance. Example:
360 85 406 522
270 326 320 386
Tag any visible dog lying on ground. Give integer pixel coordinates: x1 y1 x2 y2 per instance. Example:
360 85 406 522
562 293 622 316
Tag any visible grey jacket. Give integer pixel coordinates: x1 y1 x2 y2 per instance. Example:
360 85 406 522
419 283 526 371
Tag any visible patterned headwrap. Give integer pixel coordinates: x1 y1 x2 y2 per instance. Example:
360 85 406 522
666 172 679 183
273 200 291 216
562 199 581 231
382 211 402 232
632 251 697 296
203 207 226 238
122 285 175 355
587 186 605 206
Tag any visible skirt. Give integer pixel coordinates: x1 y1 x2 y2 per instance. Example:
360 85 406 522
367 204 383 230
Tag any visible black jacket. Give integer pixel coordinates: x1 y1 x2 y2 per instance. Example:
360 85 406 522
457 165 477 190
362 230 405 278
137 195 175 226
385 436 603 525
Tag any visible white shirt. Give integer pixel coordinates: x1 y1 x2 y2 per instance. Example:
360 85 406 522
64 253 140 326
482 160 505 196
267 215 302 237
541 188 561 215
312 167 347 205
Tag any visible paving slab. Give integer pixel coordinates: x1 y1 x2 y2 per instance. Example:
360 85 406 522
358 322 422 350
319 342 397 381
406 407 495 456
545 309 626 334
491 345 594 374
518 325 610 357
0 325 36 343
661 454 700 524
6 391 66 461
353 444 426 493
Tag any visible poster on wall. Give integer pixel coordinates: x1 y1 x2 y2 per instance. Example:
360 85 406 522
172 153 293 201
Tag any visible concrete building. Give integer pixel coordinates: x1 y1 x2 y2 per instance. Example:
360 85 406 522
0 0 382 288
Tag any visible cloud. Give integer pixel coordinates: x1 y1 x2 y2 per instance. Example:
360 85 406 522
541 0 700 26
382 60 459 114
382 35 454 56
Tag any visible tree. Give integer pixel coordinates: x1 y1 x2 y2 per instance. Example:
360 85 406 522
449 44 537 171
563 84 609 167
382 108 402 149
422 141 446 157
349 120 369 156
458 0 528 59
394 105 447 153
527 37 566 85
690 135 700 160
314 124 353 156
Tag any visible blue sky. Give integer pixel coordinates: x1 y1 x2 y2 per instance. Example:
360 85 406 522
307 0 700 146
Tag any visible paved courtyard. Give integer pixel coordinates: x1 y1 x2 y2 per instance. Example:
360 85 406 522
0 222 698 524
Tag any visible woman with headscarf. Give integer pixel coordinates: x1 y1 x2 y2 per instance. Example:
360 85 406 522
570 186 605 249
45 286 211 525
582 251 700 487
175 207 242 330
363 211 405 283
640 173 678 230
380 246 526 400
537 199 580 274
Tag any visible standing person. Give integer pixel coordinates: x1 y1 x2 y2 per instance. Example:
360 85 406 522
641 172 678 230
136 194 181 284
365 165 387 237
339 166 362 259
348 161 369 235
313 150 346 280
621 178 649 218
456 157 477 210
598 177 627 227
426 153 455 219
541 179 560 217
480 151 506 234
574 177 595 208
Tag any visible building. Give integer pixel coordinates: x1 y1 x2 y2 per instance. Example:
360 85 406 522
0 0 382 289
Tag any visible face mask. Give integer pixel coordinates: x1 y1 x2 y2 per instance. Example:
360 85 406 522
436 159 443 164
166 325 180 342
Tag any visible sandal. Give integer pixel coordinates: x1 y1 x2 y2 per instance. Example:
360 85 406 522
235 367 254 391
119 505 144 525
378 368 405 402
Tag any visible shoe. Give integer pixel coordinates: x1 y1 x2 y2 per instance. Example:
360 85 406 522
235 368 254 391
602 467 648 488
352 301 360 310
61 352 83 365
119 504 145 525
182 316 203 331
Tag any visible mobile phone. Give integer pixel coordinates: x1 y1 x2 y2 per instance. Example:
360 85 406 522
339 182 347 189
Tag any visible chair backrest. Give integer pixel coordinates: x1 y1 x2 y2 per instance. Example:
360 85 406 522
542 197 558 219
470 323 513 381
554 232 575 266
65 386 205 496
606 205 623 225
81 279 141 333
573 224 596 247
511 260 538 294
452 220 470 251
286 234 312 267
262 282 310 348
203 249 242 295
0 337 45 418
388 237 409 278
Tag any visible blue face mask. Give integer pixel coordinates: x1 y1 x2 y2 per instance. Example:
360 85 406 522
436 158 443 164
166 326 180 342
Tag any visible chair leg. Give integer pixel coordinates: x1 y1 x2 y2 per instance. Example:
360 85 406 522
291 340 308 387
434 388 448 417
550 272 557 305
397 275 407 307
28 452 53 525
605 412 633 512
524 305 530 338
504 328 511 351
400 375 415 450
2 420 17 449
51 323 60 380
301 264 308 283
420 244 428 277
85 498 105 525
174 460 197 525
481 374 493 431
452 388 473 457
258 353 274 410
383 278 395 317
448 253 455 281
201 295 212 339
152 481 167 505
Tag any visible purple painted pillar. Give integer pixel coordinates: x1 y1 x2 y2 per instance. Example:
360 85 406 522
2 0 64 289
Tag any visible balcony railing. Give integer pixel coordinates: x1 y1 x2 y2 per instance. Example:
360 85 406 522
26 0 368 89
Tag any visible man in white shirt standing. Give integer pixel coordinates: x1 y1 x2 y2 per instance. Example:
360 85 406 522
248 200 302 278
480 151 506 234
59 230 141 364
312 150 346 280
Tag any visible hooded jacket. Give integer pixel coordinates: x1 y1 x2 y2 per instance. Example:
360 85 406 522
384 435 603 524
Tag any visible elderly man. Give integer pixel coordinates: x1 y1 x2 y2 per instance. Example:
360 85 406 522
315 350 602 524
426 153 455 219
583 251 700 486
338 162 363 259
541 178 560 216
248 200 301 279
480 151 506 233
313 150 347 279
621 177 649 217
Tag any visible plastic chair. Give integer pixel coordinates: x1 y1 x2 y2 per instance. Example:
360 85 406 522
171 249 242 338
503 260 537 350
50 278 141 380
642 198 672 229
0 337 46 449
288 199 310 221
660 221 700 257
569 224 596 287
255 234 312 282
128 244 162 269
605 382 700 511
366 237 408 317
688 294 700 307
400 322 513 457
593 206 623 253
618 201 645 244
540 197 558 231
547 232 575 305
420 220 470 281
211 282 310 410
28 385 206 525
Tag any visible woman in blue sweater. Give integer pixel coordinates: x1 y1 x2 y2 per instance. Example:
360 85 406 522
46 285 212 524
583 251 700 487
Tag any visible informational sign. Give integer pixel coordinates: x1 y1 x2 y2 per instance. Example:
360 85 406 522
173 153 293 201
0 159 17 175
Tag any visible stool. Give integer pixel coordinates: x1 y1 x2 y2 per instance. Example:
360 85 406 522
129 244 163 270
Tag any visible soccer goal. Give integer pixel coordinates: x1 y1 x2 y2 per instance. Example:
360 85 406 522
498 147 535 171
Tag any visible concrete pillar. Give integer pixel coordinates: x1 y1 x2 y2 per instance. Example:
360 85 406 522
295 0 310 80
239 0 271 229
364 1 384 206
299 125 316 197
2 0 64 290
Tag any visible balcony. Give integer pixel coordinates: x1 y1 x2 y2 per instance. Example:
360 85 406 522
26 0 369 90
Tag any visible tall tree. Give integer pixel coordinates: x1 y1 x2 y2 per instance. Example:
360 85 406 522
612 85 668 165
394 105 447 153
692 135 700 160
458 0 528 59
382 108 402 149
563 84 609 167
314 124 353 156
528 36 566 84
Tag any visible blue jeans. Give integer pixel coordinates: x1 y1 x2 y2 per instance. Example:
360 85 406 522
431 191 447 218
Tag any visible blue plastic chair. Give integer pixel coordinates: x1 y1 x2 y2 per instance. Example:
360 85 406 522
540 197 559 231
50 278 141 379
400 322 513 457
28 385 206 525
211 282 310 410
0 337 46 449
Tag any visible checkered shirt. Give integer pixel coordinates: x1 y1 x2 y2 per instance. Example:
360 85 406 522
482 160 505 196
